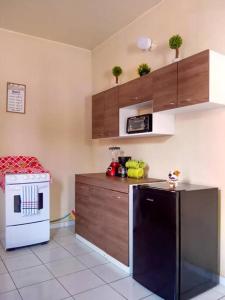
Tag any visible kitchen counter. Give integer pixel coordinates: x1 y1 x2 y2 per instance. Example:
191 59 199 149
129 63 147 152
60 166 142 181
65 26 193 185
75 172 164 269
75 173 164 194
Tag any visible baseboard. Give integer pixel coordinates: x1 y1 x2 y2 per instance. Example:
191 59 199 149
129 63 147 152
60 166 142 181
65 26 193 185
50 220 75 229
220 275 225 286
76 234 131 274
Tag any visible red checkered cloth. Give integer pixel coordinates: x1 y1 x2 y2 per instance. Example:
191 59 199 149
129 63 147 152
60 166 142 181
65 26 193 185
0 156 50 190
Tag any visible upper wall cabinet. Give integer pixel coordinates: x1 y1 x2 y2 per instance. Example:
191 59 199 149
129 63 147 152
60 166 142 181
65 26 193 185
92 91 105 139
92 86 119 139
153 63 178 112
92 49 225 139
118 73 153 107
177 49 225 110
178 50 209 107
104 87 119 138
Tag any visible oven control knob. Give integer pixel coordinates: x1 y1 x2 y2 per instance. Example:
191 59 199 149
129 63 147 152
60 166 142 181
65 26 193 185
41 174 46 179
23 175 28 180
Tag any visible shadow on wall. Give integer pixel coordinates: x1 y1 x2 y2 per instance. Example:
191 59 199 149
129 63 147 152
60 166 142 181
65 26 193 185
94 134 173 147
50 177 62 221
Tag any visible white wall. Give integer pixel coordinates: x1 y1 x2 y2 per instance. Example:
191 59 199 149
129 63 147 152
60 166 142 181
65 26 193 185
0 29 93 220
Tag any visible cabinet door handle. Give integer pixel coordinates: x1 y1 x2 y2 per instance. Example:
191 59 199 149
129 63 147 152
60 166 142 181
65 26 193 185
169 102 175 105
146 198 154 202
116 196 121 199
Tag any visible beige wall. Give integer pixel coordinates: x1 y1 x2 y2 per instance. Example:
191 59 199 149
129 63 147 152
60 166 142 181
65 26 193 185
0 29 93 220
92 0 225 275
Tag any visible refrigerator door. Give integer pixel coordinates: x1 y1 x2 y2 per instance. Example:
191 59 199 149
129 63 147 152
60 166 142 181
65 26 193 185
133 186 179 300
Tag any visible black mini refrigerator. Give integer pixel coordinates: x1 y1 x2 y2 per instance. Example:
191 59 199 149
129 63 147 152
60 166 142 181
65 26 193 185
133 182 219 300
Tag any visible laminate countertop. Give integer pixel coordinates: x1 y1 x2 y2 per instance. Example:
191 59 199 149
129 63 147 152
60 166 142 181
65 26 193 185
75 173 164 194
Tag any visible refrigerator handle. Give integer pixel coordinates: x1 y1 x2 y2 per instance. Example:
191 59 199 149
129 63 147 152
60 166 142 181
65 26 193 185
145 198 155 202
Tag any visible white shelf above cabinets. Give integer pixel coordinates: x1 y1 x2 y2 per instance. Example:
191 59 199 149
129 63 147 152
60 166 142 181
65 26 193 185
119 101 175 138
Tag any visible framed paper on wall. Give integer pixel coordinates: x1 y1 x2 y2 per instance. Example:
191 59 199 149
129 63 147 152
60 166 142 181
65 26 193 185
6 82 26 114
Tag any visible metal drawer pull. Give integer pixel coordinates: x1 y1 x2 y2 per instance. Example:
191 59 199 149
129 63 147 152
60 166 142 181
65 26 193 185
169 102 175 105
146 198 154 202
116 196 121 199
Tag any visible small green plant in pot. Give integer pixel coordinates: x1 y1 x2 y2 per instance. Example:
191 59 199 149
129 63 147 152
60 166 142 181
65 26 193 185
112 66 123 84
137 63 151 77
169 34 183 61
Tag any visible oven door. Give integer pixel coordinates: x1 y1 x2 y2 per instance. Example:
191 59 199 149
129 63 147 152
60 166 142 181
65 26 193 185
5 182 49 226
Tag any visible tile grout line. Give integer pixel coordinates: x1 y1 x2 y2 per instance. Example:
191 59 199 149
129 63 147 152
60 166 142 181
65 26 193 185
41 233 130 299
1 230 137 300
52 233 157 300
30 244 74 298
52 234 138 299
0 252 23 299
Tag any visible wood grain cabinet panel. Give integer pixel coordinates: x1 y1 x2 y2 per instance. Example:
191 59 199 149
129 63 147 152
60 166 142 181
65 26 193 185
92 87 119 139
104 87 119 138
178 50 209 107
118 73 153 107
87 187 106 250
92 92 105 139
105 191 129 265
153 63 178 112
75 180 129 266
75 183 92 241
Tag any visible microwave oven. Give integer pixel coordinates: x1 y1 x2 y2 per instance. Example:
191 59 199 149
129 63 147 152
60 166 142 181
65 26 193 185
126 114 152 134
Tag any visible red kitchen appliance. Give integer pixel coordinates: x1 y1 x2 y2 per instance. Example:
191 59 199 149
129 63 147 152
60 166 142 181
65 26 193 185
106 146 121 176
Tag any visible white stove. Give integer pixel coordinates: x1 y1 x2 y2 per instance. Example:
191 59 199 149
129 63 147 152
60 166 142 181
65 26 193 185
0 173 50 249
5 173 50 184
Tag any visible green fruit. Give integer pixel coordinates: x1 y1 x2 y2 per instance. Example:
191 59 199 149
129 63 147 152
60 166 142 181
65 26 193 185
125 160 139 169
127 168 144 179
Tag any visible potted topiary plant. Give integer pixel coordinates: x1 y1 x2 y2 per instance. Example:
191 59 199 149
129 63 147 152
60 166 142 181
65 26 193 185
137 63 151 77
169 34 183 61
112 66 123 84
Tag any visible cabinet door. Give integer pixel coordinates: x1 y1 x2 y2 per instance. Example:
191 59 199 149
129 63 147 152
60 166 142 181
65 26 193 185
153 63 178 112
104 87 119 138
178 50 209 107
75 183 92 241
87 186 106 250
105 190 129 265
92 92 105 139
118 74 153 107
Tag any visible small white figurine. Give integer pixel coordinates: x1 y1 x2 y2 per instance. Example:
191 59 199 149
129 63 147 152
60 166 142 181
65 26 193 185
168 170 181 189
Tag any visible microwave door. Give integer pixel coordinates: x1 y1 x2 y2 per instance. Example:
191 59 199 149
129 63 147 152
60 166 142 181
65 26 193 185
127 115 152 134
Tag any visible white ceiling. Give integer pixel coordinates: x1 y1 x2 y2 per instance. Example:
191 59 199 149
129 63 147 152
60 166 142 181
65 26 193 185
0 0 161 49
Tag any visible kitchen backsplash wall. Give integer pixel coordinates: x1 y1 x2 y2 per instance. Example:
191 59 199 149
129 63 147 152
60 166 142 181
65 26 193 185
91 0 225 275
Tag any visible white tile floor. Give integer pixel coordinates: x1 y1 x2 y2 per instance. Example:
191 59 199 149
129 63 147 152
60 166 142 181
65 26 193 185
0 226 224 300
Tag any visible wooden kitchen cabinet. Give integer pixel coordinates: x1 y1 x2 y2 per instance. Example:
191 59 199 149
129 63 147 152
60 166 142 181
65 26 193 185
75 182 92 241
76 183 106 250
75 176 129 265
87 186 107 250
92 50 225 139
92 87 118 139
178 50 209 107
92 91 105 139
105 190 129 265
153 63 178 112
104 87 119 138
118 73 153 107
75 173 164 266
